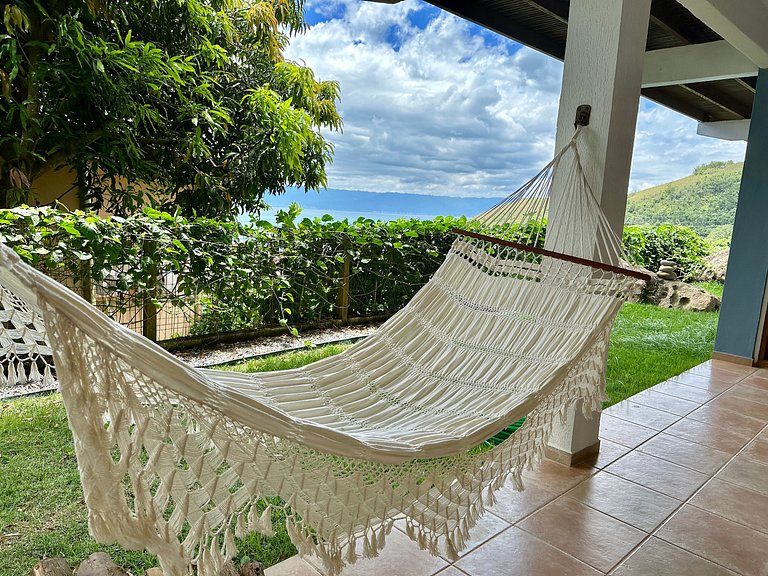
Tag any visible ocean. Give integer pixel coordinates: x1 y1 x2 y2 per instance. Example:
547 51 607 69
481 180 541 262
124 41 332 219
247 187 504 223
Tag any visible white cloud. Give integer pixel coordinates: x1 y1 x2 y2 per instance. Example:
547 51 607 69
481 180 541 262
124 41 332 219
631 104 746 191
288 0 746 198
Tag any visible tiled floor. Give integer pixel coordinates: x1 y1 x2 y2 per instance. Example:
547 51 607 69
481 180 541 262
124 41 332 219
266 360 768 576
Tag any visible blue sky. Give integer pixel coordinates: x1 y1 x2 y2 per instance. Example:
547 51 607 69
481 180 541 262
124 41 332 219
287 0 747 198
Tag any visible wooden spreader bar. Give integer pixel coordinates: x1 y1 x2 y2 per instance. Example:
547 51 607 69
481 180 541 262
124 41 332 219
452 228 652 282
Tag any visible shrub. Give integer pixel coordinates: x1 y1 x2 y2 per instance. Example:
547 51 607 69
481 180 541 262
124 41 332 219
622 224 710 281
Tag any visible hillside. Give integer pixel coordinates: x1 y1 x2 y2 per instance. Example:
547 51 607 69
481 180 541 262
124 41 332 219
625 161 742 246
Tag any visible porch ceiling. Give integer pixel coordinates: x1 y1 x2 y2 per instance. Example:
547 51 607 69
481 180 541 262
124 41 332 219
426 0 757 123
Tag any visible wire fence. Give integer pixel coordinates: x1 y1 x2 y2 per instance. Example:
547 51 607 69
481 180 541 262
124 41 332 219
2 208 460 346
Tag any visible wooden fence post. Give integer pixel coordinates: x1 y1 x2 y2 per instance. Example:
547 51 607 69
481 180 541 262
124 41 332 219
336 239 351 322
78 260 93 303
142 240 159 342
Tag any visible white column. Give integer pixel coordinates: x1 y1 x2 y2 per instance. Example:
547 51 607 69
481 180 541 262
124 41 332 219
545 0 650 465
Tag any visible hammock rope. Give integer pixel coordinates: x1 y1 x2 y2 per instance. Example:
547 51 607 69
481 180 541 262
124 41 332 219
0 127 646 575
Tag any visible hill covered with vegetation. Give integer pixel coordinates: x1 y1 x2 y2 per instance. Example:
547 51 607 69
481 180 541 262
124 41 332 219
625 161 742 249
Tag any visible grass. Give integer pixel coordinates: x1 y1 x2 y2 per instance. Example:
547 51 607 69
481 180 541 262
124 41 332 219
219 344 350 374
0 302 720 574
692 280 724 299
628 161 743 201
604 303 718 405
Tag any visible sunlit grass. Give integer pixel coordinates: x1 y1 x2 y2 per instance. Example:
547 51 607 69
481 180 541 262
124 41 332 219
220 344 350 374
605 302 718 405
692 280 724 299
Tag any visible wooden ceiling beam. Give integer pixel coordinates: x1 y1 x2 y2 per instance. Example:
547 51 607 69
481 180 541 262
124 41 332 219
642 41 757 88
677 0 768 67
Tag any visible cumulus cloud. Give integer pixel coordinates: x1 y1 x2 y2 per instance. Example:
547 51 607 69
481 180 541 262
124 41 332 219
287 0 746 197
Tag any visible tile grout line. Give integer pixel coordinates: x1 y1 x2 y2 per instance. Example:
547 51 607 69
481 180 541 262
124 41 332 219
606 410 768 575
601 365 760 574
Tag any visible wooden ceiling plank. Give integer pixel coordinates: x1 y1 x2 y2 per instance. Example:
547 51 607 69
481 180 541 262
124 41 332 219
736 77 758 93
681 82 752 118
522 0 569 24
427 0 566 59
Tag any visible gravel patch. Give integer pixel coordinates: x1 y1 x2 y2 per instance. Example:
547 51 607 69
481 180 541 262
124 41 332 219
176 322 381 367
1 322 381 400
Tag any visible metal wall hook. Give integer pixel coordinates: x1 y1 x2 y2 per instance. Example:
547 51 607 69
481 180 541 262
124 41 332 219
574 105 591 129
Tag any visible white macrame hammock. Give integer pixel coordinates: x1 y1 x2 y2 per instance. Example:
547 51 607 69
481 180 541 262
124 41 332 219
0 130 647 575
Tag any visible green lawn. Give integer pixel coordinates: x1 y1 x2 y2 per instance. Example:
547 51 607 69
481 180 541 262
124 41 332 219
604 303 718 405
0 301 721 575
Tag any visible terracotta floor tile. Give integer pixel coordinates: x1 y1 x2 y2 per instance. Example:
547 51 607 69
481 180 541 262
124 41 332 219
743 436 768 465
725 383 768 406
686 403 766 436
605 451 708 500
487 481 559 524
706 394 768 422
455 526 601 576
611 537 738 576
664 417 753 454
431 513 509 559
598 414 657 448
566 471 680 532
716 455 768 496
687 360 755 379
517 496 645 573
521 459 594 494
305 528 449 576
603 400 680 431
742 372 768 391
265 557 322 576
656 505 768 576
670 372 736 391
637 433 731 474
630 388 700 416
434 568 468 576
653 380 720 403
691 478 768 535
579 438 631 470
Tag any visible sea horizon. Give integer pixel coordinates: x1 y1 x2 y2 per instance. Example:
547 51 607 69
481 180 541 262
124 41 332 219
242 187 504 224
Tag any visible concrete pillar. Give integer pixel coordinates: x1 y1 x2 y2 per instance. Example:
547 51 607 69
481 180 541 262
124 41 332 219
714 68 768 365
545 0 651 465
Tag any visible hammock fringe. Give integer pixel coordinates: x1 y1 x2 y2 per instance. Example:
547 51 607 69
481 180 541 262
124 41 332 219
0 126 645 575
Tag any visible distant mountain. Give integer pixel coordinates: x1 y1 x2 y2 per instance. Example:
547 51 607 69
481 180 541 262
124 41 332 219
265 187 504 221
626 161 742 246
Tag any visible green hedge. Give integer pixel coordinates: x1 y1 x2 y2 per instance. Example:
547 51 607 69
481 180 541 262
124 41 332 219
0 206 712 339
0 206 463 335
623 224 710 281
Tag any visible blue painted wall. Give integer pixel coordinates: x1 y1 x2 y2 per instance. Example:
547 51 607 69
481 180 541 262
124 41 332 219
715 68 768 361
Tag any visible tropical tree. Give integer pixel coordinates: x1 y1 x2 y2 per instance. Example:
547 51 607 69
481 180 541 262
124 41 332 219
0 0 341 217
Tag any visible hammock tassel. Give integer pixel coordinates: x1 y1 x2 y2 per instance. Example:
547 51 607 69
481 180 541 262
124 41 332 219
259 505 274 537
7 361 17 387
28 360 40 384
345 538 358 565
444 535 460 562
405 519 416 540
362 531 375 558
510 470 525 492
223 527 237 559
376 525 386 550
235 512 248 539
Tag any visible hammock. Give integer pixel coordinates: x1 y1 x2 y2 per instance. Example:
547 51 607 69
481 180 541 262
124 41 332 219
0 131 647 575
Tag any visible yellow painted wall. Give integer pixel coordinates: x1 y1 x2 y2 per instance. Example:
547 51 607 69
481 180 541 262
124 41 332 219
27 164 80 209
